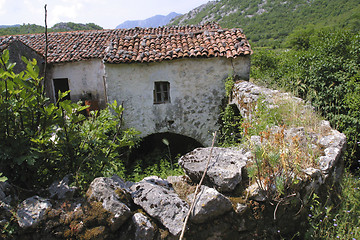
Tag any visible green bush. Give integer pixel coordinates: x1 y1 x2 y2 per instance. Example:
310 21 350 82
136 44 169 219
0 50 139 191
251 30 360 168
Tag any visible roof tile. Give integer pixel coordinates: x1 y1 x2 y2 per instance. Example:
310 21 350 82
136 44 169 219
0 23 252 64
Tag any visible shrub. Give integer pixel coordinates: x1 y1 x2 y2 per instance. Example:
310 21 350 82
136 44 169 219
251 30 360 169
0 50 140 191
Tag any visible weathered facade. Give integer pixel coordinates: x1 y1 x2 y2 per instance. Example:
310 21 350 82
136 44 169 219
48 59 107 108
0 23 252 145
106 57 250 145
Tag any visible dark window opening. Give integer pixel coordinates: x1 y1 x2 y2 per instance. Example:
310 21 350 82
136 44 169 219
53 78 70 102
154 81 170 104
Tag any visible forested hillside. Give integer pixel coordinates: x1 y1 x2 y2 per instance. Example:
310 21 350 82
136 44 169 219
0 22 102 36
170 0 360 47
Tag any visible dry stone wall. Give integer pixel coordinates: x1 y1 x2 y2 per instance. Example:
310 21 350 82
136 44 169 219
0 81 346 239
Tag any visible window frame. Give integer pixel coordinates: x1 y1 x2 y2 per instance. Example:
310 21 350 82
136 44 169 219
153 81 170 104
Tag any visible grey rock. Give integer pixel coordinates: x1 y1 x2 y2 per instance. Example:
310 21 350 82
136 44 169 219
0 181 12 204
187 185 232 223
319 130 347 150
86 175 132 231
48 175 77 199
17 196 52 229
318 129 346 173
132 212 155 240
166 175 186 185
178 147 248 192
130 176 188 236
246 182 267 202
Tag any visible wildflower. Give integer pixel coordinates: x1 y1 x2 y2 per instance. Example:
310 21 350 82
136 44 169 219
333 219 336 221
334 223 338 227
277 230 280 233
336 236 340 238
308 214 312 217
319 219 322 222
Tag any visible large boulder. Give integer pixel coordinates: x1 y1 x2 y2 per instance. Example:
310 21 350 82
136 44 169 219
178 147 248 192
17 196 52 229
86 175 132 231
187 185 232 223
130 176 189 236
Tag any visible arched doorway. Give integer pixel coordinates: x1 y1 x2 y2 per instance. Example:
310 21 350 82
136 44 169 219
126 132 203 179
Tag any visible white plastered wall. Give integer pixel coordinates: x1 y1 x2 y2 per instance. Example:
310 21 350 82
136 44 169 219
105 56 250 146
50 59 107 108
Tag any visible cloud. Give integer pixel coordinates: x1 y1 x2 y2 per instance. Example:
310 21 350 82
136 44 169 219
49 3 83 25
0 0 7 15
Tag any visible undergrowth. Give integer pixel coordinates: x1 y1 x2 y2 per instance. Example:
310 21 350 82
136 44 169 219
305 171 360 239
0 50 140 192
127 158 184 182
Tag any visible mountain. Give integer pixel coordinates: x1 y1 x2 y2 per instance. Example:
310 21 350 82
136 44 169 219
116 12 181 29
169 0 360 47
0 24 21 29
0 22 103 36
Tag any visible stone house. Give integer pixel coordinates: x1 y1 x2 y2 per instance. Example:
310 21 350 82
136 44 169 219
0 23 252 145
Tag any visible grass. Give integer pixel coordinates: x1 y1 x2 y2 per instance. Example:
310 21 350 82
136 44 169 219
228 92 327 199
305 170 360 239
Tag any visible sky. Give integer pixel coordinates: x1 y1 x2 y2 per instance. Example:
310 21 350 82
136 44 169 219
0 0 210 29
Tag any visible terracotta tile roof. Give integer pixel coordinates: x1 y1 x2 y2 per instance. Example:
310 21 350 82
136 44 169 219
0 23 252 64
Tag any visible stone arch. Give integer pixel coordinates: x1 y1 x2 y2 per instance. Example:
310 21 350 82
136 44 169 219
129 132 203 164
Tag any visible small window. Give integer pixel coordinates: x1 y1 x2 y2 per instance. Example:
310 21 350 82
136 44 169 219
154 81 170 104
53 78 70 102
